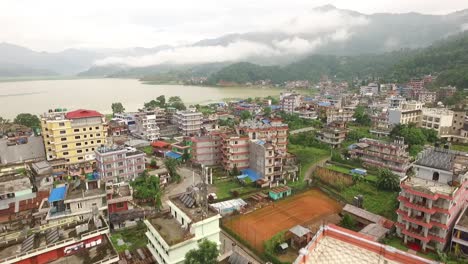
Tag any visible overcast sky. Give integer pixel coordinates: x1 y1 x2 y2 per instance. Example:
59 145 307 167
1 0 467 52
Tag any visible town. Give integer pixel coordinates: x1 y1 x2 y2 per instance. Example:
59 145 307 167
0 72 467 264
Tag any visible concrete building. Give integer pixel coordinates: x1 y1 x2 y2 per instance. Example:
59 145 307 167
369 113 392 138
294 224 436 264
174 110 203 136
191 133 222 166
446 109 468 143
349 137 411 176
451 205 468 257
220 133 250 171
107 119 128 136
280 92 302 113
388 101 424 125
360 83 379 96
316 121 347 148
237 119 288 152
421 108 454 136
396 148 468 251
41 109 107 167
387 96 406 109
95 146 145 183
135 111 160 141
145 191 221 264
0 135 45 165
417 90 437 104
0 215 118 264
437 86 457 101
326 107 354 124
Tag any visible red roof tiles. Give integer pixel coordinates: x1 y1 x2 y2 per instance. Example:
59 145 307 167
65 109 103 119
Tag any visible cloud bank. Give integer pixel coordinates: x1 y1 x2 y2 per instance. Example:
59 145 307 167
95 9 369 67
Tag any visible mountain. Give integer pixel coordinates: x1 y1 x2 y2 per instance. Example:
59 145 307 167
207 31 468 87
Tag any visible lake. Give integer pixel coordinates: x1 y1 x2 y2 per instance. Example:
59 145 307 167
0 78 282 119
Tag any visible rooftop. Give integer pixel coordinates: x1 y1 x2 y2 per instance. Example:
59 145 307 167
0 174 32 195
169 191 218 222
148 212 193 246
238 119 288 130
403 176 458 197
415 148 468 174
65 109 103 119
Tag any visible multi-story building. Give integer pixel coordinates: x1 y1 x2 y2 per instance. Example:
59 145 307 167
107 119 128 136
191 133 222 166
220 133 250 171
437 86 457 101
408 78 425 90
135 111 160 141
280 92 302 113
349 137 411 176
316 121 347 148
0 215 118 264
106 181 135 229
41 109 107 168
360 83 379 96
451 205 468 257
388 101 424 125
370 113 392 138
145 190 221 264
396 148 468 251
387 96 406 109
326 107 354 124
95 146 145 183
446 109 468 143
174 110 203 136
237 119 288 151
421 108 454 136
417 90 437 104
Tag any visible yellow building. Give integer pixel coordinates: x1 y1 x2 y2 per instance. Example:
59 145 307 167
41 109 107 172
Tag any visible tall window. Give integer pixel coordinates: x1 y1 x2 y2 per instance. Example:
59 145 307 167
432 172 440 181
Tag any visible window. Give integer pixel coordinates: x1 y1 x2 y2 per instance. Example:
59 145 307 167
89 127 93 130
432 172 440 181
106 164 112 169
97 140 101 143
95 126 99 130
107 172 113 177
61 137 66 141
84 135 87 138
78 157 83 160
117 154 123 159
77 150 83 153
63 152 69 155
76 143 81 146
74 129 79 132
77 202 82 209
91 141 94 144
86 149 89 152
116 202 124 208
59 122 65 126
96 133 101 136
60 130 66 134
118 162 124 166
75 136 80 139
83 128 87 131
62 144 68 148
119 170 124 174
90 134 93 138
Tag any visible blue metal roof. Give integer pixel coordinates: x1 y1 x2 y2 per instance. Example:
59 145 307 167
318 102 331 107
239 168 261 181
48 186 67 202
166 151 182 159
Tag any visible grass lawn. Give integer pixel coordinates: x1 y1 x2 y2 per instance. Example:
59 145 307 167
384 236 439 261
341 181 398 220
326 164 378 183
110 223 148 253
288 144 330 187
213 179 257 200
140 146 154 155
452 144 468 152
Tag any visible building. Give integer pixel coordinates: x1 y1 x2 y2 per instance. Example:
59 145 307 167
437 86 457 101
396 148 468 251
114 112 137 130
107 119 128 136
408 78 425 90
387 96 406 109
0 215 118 264
451 205 468 257
360 83 379 96
145 190 221 264
95 146 145 183
0 135 45 165
174 110 203 136
191 133 222 166
417 90 437 104
388 101 424 125
446 109 468 143
349 137 411 176
280 92 302 113
294 224 436 264
316 121 347 148
421 108 454 136
41 109 107 168
369 113 392 138
135 111 160 141
326 107 354 124
237 119 288 151
106 182 135 229
220 133 250 171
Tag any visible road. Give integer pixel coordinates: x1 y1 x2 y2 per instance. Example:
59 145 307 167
220 230 263 264
289 126 316 135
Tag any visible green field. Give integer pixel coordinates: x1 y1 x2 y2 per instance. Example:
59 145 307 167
213 179 257 200
452 144 468 152
110 223 148 253
288 144 330 187
326 164 378 183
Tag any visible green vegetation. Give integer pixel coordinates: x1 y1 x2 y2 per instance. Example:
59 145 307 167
131 170 162 209
376 169 400 191
288 144 330 188
13 113 40 128
452 143 468 152
164 158 181 183
0 116 10 134
326 164 378 183
184 239 219 264
353 106 371 126
110 223 148 253
140 146 154 155
213 179 256 200
240 110 252 121
264 231 286 257
111 102 125 114
390 123 438 156
143 95 187 110
278 112 322 130
340 213 357 231
144 95 166 109
168 96 186 110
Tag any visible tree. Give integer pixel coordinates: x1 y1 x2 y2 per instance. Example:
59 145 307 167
353 106 371 126
164 158 181 183
14 113 40 128
340 213 356 230
263 106 272 117
150 159 157 168
131 171 162 209
111 102 125 114
240 110 252 121
265 96 279 105
0 117 10 134
184 239 219 264
376 169 400 191
156 95 166 108
231 164 240 176
168 96 186 110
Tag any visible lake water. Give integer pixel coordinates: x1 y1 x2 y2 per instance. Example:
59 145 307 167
0 78 282 119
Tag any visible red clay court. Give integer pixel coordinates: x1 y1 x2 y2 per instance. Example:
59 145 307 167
223 188 342 251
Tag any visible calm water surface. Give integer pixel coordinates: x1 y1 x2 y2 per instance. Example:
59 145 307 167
0 78 281 119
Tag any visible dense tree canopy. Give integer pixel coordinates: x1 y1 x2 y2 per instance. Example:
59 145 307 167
184 239 219 264
131 171 162 209
353 106 371 126
14 113 40 128
239 110 252 121
111 102 125 114
168 96 186 110
376 169 400 191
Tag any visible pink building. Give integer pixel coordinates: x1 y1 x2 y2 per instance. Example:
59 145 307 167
95 146 145 183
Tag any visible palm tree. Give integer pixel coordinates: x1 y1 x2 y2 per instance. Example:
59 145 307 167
376 169 400 191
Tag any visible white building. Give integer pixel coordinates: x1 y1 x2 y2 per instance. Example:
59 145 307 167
360 83 379 96
387 96 406 109
145 191 221 264
388 101 424 125
421 108 454 136
280 92 302 113
135 111 160 141
174 110 203 136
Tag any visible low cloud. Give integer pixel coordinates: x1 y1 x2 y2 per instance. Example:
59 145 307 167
95 8 368 67
462 23 468 31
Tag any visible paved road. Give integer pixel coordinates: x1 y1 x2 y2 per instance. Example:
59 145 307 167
220 230 263 264
289 126 316 135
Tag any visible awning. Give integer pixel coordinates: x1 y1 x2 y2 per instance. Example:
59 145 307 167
48 186 67 202
165 151 182 159
239 168 260 181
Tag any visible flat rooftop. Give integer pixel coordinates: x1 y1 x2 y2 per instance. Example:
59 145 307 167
403 176 457 197
0 174 32 195
0 216 108 262
169 192 218 222
149 213 192 246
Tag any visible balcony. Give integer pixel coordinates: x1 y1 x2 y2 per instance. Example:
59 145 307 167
398 196 436 214
402 228 430 243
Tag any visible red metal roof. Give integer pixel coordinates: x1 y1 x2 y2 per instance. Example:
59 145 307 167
65 109 103 119
151 141 170 148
